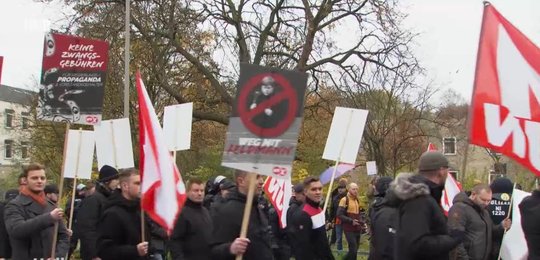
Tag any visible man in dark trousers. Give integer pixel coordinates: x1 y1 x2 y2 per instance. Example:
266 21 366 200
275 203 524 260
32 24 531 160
448 184 511 260
78 165 120 260
337 183 363 260
4 163 70 259
519 179 540 259
210 170 273 260
170 178 213 260
97 168 148 259
289 177 334 260
394 151 463 260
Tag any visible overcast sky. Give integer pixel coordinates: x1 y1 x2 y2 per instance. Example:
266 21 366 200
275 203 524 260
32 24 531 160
1 0 539 103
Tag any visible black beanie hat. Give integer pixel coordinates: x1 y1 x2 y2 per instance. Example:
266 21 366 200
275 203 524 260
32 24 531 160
44 184 59 194
99 165 119 182
490 177 513 194
4 189 19 201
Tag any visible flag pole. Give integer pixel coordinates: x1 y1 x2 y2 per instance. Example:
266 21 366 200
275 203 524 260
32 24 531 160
235 173 257 260
123 0 131 118
51 123 70 259
497 183 517 260
322 110 353 213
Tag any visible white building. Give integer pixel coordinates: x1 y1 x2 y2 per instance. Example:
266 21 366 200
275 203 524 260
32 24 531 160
0 84 34 173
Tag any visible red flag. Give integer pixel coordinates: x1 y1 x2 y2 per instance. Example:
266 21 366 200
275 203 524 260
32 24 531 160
264 176 292 228
0 56 3 85
469 4 540 177
427 143 437 151
137 71 186 234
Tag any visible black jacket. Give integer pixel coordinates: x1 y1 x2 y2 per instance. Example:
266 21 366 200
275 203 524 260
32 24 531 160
368 192 400 260
0 201 12 258
4 194 69 260
170 198 213 260
97 191 147 260
519 190 540 260
209 188 272 260
288 197 334 260
448 192 504 260
394 173 460 260
77 185 113 260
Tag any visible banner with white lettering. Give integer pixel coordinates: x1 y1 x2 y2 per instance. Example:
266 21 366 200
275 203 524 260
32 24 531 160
222 64 307 179
469 4 540 177
37 33 109 125
264 176 292 228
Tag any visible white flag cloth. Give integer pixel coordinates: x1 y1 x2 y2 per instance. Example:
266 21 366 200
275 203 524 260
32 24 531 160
500 189 530 260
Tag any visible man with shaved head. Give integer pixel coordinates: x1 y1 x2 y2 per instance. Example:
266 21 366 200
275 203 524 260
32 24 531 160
448 184 511 260
337 183 363 260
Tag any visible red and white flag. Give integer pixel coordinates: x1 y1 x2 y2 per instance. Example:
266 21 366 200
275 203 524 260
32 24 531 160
137 72 187 234
426 143 461 214
469 3 540 177
264 176 292 228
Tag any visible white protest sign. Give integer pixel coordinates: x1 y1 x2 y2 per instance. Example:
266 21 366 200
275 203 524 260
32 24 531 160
63 129 95 179
94 118 134 169
163 103 193 151
322 107 369 164
366 161 377 176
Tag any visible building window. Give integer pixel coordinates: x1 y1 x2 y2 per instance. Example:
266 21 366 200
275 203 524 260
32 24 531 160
5 109 14 128
21 141 29 159
4 139 13 159
21 112 30 129
449 170 459 180
443 137 457 155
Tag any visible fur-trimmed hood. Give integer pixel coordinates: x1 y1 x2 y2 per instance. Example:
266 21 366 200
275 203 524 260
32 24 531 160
390 172 431 201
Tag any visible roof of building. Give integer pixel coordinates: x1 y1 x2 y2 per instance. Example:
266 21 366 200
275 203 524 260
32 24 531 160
0 84 36 106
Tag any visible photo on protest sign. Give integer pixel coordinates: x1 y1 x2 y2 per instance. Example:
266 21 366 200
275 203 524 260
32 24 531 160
37 33 109 125
222 64 307 179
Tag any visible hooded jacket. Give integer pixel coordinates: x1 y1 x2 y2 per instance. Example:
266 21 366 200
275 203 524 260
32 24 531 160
393 173 460 260
170 198 213 260
209 188 272 260
448 192 504 260
4 194 69 260
77 183 114 260
97 191 147 260
288 197 335 260
368 190 401 260
519 190 540 259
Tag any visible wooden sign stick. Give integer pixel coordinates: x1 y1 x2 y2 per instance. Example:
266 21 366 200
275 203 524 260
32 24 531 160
235 173 257 260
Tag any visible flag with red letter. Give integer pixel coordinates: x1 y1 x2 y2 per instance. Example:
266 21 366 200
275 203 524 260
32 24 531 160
469 3 540 177
137 71 186 234
264 176 292 228
426 143 461 214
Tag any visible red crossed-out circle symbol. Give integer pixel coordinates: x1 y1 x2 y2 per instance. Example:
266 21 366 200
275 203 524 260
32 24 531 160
237 73 297 138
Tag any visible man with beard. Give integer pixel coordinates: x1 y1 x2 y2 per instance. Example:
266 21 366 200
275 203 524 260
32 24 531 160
170 178 213 260
289 177 334 260
210 171 272 260
394 151 463 260
4 163 69 259
97 168 148 259
78 165 120 260
448 184 511 260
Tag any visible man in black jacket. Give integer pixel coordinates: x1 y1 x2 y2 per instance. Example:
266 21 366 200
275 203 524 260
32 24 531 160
97 168 148 260
78 165 119 260
0 189 19 259
170 178 213 260
4 163 70 259
394 152 463 260
519 180 540 259
448 184 510 260
210 170 272 260
289 177 334 260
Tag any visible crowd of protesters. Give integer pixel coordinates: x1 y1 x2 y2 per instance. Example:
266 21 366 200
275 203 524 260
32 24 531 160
0 151 539 260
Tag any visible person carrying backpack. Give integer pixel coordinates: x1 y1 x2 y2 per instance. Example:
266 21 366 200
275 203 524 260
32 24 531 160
368 176 394 260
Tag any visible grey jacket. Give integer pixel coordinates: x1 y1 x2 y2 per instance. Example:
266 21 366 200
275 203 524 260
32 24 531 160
4 194 69 260
447 192 504 260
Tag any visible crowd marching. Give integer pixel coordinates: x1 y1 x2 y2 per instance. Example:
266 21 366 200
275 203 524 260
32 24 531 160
0 151 539 260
